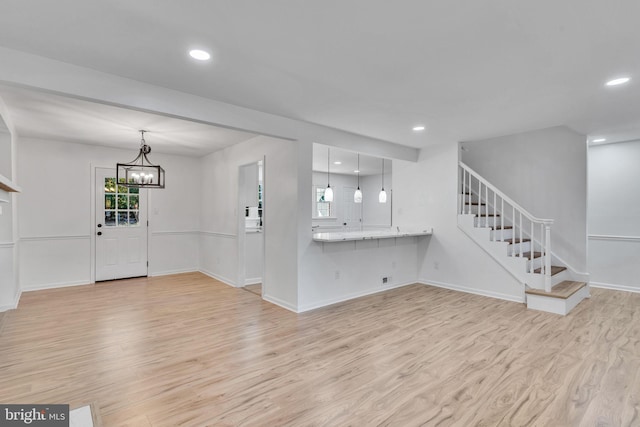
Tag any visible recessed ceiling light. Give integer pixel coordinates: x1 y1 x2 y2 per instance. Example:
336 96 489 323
592 138 606 143
334 161 342 165
189 49 211 61
412 126 426 131
605 77 630 86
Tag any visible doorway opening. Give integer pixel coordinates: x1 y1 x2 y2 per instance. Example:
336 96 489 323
237 159 265 297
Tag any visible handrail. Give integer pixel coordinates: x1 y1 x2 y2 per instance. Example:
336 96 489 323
459 161 553 291
459 162 554 225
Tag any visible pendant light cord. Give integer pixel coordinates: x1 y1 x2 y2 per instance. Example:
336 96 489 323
381 158 385 190
357 154 360 188
327 147 330 186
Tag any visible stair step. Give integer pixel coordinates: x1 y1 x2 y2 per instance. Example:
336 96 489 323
476 214 500 217
513 251 542 259
525 281 586 299
533 265 566 276
503 238 530 244
465 202 486 206
490 225 513 230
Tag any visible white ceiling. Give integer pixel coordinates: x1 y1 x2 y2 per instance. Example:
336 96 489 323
1 1 640 148
0 84 259 156
312 144 390 176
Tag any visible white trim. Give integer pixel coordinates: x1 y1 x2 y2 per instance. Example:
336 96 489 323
526 284 590 316
0 241 15 248
549 251 590 279
200 231 236 239
588 234 640 242
245 277 262 286
0 290 21 312
297 281 416 313
151 268 198 277
418 278 525 304
22 280 91 292
198 268 236 287
20 235 91 242
262 293 298 313
590 281 640 293
151 230 200 236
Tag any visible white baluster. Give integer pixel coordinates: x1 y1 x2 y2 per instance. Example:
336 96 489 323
519 213 523 258
461 168 466 214
501 198 504 242
545 224 552 292
478 180 482 225
530 221 534 273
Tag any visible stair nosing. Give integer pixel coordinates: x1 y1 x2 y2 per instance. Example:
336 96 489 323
525 281 586 299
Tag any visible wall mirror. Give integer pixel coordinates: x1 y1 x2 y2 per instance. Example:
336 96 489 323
312 143 392 232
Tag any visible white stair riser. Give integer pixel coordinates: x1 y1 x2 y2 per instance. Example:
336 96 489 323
474 217 503 227
526 285 590 316
490 229 514 240
507 242 531 254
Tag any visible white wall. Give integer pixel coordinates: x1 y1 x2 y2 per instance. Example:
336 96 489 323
588 140 640 291
461 126 588 274
17 137 201 290
199 135 300 310
394 142 524 302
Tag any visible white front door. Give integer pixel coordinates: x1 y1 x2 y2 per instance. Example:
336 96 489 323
95 168 148 281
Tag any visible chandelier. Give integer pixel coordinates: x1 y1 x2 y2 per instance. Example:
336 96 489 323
117 130 165 189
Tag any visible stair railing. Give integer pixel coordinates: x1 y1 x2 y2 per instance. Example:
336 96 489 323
459 161 554 292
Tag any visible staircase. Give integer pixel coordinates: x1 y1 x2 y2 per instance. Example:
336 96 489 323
458 161 589 315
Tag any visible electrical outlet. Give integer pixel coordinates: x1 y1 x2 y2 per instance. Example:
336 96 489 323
434 261 439 270
381 276 392 286
334 271 340 280
392 261 396 269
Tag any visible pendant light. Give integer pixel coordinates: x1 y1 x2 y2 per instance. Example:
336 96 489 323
117 130 165 189
354 153 362 203
324 147 334 202
379 158 387 203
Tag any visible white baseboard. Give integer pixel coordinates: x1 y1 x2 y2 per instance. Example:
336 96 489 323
150 268 198 277
590 281 640 293
245 277 262 286
22 280 91 292
418 278 525 304
297 281 416 313
0 289 22 312
262 293 298 313
198 269 236 287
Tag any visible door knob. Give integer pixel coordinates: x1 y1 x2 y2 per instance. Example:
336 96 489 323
97 224 102 228
97 231 102 236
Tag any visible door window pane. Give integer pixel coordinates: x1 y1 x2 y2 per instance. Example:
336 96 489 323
105 211 116 226
117 211 128 226
128 211 139 226
105 194 115 209
117 195 128 209
104 178 116 193
129 195 139 209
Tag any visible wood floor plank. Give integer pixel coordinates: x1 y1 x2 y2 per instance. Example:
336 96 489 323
1 272 639 426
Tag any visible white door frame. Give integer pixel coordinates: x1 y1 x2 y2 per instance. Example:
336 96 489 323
91 164 150 283
236 157 266 296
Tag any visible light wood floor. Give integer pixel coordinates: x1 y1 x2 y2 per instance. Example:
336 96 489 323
243 283 262 297
1 273 639 426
